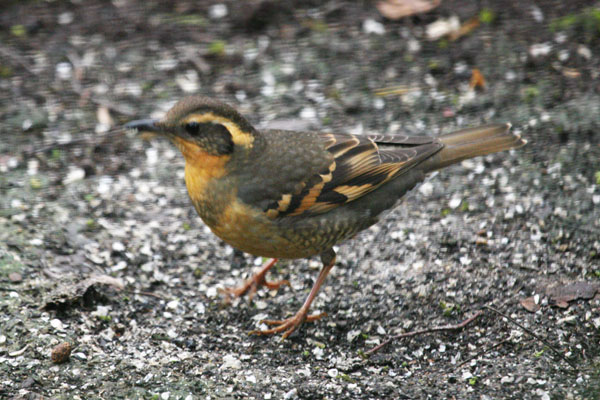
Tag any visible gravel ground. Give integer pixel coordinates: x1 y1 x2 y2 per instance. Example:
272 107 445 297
1 1 599 399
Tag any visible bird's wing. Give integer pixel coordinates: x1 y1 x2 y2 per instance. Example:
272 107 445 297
264 132 443 218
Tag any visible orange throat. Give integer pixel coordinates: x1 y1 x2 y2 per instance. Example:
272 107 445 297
173 137 230 204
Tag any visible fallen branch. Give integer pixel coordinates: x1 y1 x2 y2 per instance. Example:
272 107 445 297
484 305 577 370
365 310 483 355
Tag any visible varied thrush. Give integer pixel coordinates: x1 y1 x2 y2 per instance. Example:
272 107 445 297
126 96 526 339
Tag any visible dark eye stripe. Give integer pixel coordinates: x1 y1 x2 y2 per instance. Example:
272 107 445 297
185 122 201 136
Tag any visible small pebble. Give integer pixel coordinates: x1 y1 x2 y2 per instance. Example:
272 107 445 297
8 272 22 282
51 342 72 364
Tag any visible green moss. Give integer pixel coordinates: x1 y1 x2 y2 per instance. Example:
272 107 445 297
460 201 469 212
522 86 540 103
551 14 579 31
51 149 62 161
10 24 26 37
29 177 42 189
0 254 24 276
208 40 226 56
428 60 440 70
534 348 545 357
468 376 478 386
440 301 460 316
308 19 328 33
550 8 600 40
595 171 600 185
479 9 495 24
0 65 13 78
167 14 207 27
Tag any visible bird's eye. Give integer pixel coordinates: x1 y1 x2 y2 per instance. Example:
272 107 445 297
185 122 201 136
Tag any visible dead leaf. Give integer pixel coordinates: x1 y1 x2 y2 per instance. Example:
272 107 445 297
546 281 600 309
520 296 540 313
373 85 419 97
43 274 124 311
377 0 441 20
426 16 460 41
449 16 480 41
96 106 114 127
469 68 486 89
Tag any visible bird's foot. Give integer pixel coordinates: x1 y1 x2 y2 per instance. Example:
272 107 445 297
220 258 289 302
249 311 327 339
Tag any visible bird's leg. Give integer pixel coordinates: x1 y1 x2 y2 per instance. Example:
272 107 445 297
221 258 289 302
250 249 336 339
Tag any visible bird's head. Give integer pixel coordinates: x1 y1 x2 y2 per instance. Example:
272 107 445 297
125 96 258 162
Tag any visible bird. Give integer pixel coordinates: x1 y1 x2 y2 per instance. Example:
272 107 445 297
125 96 526 339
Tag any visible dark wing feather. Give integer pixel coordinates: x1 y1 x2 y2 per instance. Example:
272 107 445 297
264 132 443 218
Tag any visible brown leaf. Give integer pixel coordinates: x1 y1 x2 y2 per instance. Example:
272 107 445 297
376 0 441 20
469 68 486 89
449 16 481 41
96 106 114 127
520 296 540 313
546 281 600 308
43 274 124 311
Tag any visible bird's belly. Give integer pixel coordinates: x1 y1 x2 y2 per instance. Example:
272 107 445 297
199 199 321 259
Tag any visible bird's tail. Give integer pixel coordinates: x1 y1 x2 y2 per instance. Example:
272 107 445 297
426 123 526 172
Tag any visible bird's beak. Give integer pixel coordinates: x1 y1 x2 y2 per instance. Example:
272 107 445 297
124 119 161 134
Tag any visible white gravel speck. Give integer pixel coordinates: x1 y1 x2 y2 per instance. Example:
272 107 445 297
577 45 592 60
327 368 338 378
419 181 433 197
312 346 324 360
363 19 385 35
62 167 85 185
56 62 73 80
347 329 361 342
206 286 218 298
50 319 64 330
167 329 177 339
283 388 298 399
536 389 550 400
221 354 242 370
426 16 460 40
93 305 110 317
449 196 462 209
166 299 179 310
58 11 74 25
112 241 125 252
255 300 268 310
209 4 228 19
529 43 552 58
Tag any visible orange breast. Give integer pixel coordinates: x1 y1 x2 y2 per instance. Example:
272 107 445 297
182 149 313 259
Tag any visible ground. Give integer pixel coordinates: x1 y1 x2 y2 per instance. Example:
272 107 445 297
1 0 599 399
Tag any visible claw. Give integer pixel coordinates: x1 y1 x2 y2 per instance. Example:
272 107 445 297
220 258 288 302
